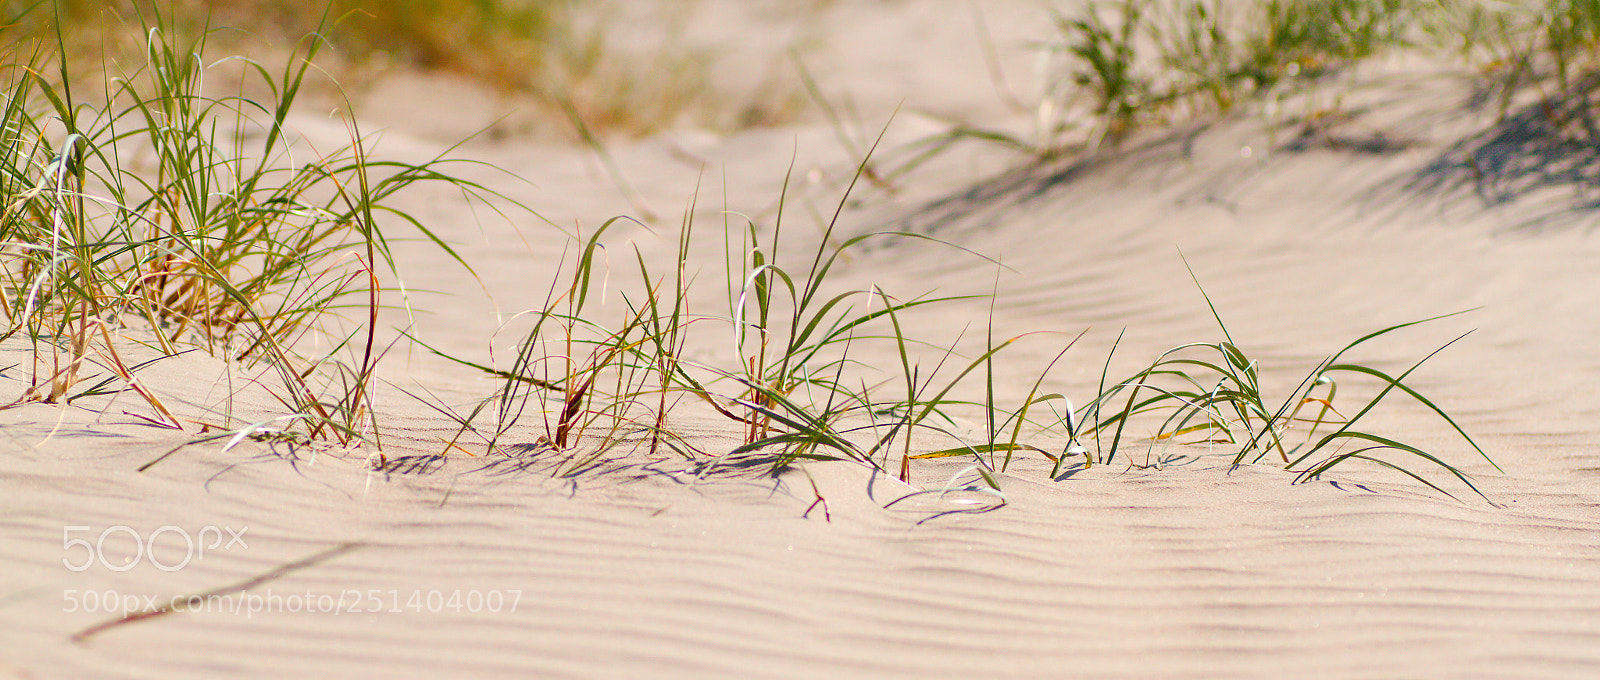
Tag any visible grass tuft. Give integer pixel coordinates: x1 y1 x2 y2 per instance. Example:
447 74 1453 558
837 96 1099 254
1043 0 1600 148
2 4 507 451
1 1 1505 506
1069 263 1495 500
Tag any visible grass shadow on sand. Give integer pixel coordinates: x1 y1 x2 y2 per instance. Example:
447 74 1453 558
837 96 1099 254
871 125 1216 239
1404 87 1600 233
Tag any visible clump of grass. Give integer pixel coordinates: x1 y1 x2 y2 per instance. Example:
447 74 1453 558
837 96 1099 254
7 4 1498 504
1052 0 1149 145
0 5 501 447
1045 0 1412 147
422 137 1031 485
417 136 1494 502
707 148 998 473
1067 270 1497 501
1044 0 1600 148
411 209 710 476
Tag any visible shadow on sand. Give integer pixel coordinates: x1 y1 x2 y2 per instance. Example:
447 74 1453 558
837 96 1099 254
1402 87 1600 233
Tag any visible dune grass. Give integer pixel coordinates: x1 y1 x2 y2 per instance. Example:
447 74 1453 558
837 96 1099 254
411 140 1496 501
422 137 1013 481
0 6 507 446
1065 271 1496 501
1044 0 1410 146
1045 0 1600 148
1 1 1500 501
396 0 1504 500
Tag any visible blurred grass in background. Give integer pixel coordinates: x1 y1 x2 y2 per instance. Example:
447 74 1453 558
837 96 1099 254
1045 0 1600 147
1 0 801 137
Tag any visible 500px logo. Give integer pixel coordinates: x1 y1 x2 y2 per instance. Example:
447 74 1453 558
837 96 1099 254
62 526 248 572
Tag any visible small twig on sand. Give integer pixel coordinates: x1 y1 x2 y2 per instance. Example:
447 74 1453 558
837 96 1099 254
71 541 363 643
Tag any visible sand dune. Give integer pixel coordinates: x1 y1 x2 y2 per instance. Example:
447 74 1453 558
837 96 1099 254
4 1 1599 678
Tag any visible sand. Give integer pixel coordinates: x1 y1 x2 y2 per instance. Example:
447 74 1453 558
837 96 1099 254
4 1 1599 678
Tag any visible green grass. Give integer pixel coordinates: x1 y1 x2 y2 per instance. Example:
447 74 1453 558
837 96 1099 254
1044 0 1600 148
411 141 1497 502
0 1 1502 503
0 5 508 448
1066 267 1496 501
1049 0 1410 146
421 132 1012 480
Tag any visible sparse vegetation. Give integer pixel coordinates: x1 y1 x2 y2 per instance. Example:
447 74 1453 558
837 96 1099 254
0 0 1504 502
407 141 1496 501
1067 273 1496 501
1042 0 1600 147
